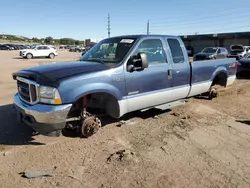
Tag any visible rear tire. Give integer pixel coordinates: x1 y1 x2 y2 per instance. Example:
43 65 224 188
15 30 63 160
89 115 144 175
26 53 33 59
208 86 218 100
49 53 55 59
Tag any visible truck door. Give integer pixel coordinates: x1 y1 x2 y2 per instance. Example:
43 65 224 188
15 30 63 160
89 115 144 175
124 37 173 112
165 38 190 100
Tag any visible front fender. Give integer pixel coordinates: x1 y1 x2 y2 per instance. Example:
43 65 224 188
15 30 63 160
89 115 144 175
210 66 228 81
60 82 124 103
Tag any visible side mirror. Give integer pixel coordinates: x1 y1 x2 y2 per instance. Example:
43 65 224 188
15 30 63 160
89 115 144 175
127 52 148 72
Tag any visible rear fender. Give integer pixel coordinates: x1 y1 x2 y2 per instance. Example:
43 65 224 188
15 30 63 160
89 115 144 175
210 66 228 82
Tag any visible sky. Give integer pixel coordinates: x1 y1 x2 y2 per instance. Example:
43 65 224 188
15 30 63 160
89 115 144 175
0 0 250 41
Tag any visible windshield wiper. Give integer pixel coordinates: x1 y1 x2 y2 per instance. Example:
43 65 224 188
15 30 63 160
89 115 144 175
83 58 105 64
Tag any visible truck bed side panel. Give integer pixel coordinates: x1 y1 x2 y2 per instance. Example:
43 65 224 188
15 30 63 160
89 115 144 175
188 58 236 97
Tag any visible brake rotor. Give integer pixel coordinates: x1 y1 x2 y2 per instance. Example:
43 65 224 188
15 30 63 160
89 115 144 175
81 116 101 137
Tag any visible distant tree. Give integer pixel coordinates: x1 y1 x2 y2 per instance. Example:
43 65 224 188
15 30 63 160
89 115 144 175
59 38 75 45
78 40 85 46
45 36 53 44
75 40 80 45
32 37 40 43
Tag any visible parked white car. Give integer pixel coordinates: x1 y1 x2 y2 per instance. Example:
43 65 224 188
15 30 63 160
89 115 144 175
19 45 58 59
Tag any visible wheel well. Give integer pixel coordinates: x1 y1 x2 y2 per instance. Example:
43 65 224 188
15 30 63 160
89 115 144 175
212 72 227 87
68 92 120 118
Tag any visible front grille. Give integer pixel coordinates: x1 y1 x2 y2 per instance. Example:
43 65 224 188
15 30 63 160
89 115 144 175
16 77 39 104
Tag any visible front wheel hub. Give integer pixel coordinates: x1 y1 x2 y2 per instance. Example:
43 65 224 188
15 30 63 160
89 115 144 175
81 116 101 138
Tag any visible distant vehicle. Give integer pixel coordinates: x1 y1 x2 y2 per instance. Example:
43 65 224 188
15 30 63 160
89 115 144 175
193 47 228 61
81 49 87 56
17 44 28 50
0 44 13 50
236 53 250 75
228 44 250 60
13 34 236 137
69 46 76 52
69 46 85 52
59 45 66 49
19 45 58 59
75 46 86 52
7 44 19 50
185 45 194 57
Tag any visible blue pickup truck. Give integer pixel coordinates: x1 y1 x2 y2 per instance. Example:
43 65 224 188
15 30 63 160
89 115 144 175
12 35 237 137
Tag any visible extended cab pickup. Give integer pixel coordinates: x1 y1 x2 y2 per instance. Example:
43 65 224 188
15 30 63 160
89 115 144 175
12 35 237 137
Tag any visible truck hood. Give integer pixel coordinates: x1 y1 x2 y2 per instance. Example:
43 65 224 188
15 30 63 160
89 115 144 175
12 61 111 87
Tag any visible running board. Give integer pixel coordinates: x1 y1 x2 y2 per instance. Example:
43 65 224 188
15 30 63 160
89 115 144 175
141 100 186 112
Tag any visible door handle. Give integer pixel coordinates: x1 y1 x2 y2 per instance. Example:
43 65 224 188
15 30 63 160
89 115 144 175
168 69 172 79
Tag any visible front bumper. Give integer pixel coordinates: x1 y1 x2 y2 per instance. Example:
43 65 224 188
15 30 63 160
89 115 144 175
13 93 72 136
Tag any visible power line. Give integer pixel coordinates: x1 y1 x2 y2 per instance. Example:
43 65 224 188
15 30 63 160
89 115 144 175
111 6 248 21
107 13 111 38
187 24 250 35
150 12 250 27
153 24 250 36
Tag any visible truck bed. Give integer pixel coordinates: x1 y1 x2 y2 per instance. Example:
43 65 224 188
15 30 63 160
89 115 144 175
187 58 237 97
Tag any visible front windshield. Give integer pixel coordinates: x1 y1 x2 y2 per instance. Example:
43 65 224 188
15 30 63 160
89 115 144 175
202 47 217 53
80 37 137 66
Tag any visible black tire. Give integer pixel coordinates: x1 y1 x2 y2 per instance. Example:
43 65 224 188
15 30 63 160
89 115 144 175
26 53 33 59
49 53 55 59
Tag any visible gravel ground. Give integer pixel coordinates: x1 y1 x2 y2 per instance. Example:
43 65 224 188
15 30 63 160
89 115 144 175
0 50 250 188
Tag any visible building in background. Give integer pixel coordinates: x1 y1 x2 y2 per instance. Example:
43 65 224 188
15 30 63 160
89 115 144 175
180 31 250 54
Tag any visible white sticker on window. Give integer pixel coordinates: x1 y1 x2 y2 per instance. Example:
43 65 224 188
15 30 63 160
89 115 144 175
120 39 134 43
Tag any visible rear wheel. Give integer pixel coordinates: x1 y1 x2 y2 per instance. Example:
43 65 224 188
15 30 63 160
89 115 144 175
208 85 218 100
26 53 33 59
49 53 55 59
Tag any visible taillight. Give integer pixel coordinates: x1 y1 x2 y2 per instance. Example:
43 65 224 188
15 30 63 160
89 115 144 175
229 62 236 68
229 62 238 73
235 63 239 73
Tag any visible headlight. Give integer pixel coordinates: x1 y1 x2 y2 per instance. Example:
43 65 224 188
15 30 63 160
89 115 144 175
209 55 213 58
39 86 62 104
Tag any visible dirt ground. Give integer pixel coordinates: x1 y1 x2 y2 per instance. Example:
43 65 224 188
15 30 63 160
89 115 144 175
0 50 250 188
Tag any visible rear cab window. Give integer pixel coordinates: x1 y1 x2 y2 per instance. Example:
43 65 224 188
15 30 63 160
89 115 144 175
167 38 185 63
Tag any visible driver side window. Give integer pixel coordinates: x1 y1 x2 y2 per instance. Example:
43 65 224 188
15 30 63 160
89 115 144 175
37 46 43 50
133 39 166 65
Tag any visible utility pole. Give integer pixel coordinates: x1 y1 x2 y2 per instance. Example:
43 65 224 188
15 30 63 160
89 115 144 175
147 20 150 35
107 14 111 38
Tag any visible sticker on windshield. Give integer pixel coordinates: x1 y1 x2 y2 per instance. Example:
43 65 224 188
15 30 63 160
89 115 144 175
120 39 134 43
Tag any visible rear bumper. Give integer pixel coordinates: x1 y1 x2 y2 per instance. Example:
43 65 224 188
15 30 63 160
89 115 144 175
13 93 72 136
